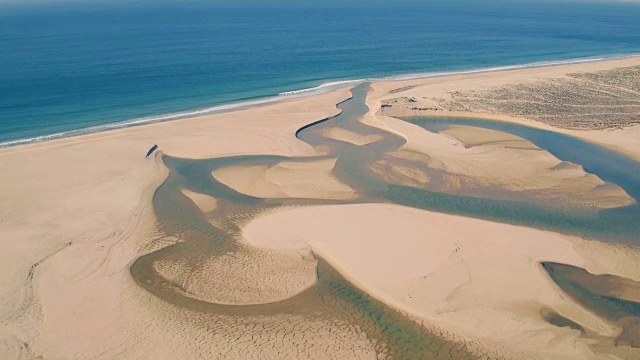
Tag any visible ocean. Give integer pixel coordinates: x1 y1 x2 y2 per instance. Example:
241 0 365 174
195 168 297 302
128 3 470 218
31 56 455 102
1 1 640 147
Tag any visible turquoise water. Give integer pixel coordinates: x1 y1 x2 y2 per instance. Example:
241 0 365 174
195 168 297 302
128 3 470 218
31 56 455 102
2 1 640 146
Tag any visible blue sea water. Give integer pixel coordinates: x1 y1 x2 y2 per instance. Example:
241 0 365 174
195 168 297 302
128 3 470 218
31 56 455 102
1 1 640 146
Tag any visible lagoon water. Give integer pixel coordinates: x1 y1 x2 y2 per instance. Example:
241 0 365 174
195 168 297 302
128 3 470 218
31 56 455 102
2 1 640 146
407 116 640 242
132 83 640 357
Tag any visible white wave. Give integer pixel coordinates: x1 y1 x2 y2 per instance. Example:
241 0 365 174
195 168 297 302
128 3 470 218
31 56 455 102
1 79 376 148
380 53 638 82
2 53 638 149
278 79 366 96
0 96 288 148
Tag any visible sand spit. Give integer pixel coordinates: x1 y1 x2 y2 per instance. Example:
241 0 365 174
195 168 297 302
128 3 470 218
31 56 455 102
212 158 358 200
1 57 640 359
373 56 640 161
369 122 634 209
180 188 218 212
322 127 383 145
440 124 536 148
244 203 640 360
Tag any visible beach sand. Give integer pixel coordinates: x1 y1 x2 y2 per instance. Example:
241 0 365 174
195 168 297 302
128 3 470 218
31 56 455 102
212 158 358 200
0 88 352 359
373 56 640 161
1 57 640 359
244 203 640 359
181 188 218 213
369 123 634 209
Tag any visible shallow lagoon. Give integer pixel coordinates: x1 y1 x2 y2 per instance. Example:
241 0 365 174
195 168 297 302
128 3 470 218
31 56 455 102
132 84 640 357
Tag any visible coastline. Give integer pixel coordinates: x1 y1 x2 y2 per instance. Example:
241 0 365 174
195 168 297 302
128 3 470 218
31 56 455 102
2 53 638 149
2 56 640 359
0 88 352 358
368 55 640 161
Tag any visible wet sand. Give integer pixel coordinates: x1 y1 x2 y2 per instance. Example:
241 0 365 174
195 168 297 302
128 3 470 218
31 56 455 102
369 123 634 210
543 262 640 348
1 57 640 359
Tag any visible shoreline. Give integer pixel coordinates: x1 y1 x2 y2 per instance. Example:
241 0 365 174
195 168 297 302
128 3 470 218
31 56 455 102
368 55 640 162
0 85 355 359
2 53 638 149
2 54 640 359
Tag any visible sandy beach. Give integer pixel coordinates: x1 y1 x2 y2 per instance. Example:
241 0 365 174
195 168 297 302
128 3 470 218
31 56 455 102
1 57 640 359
